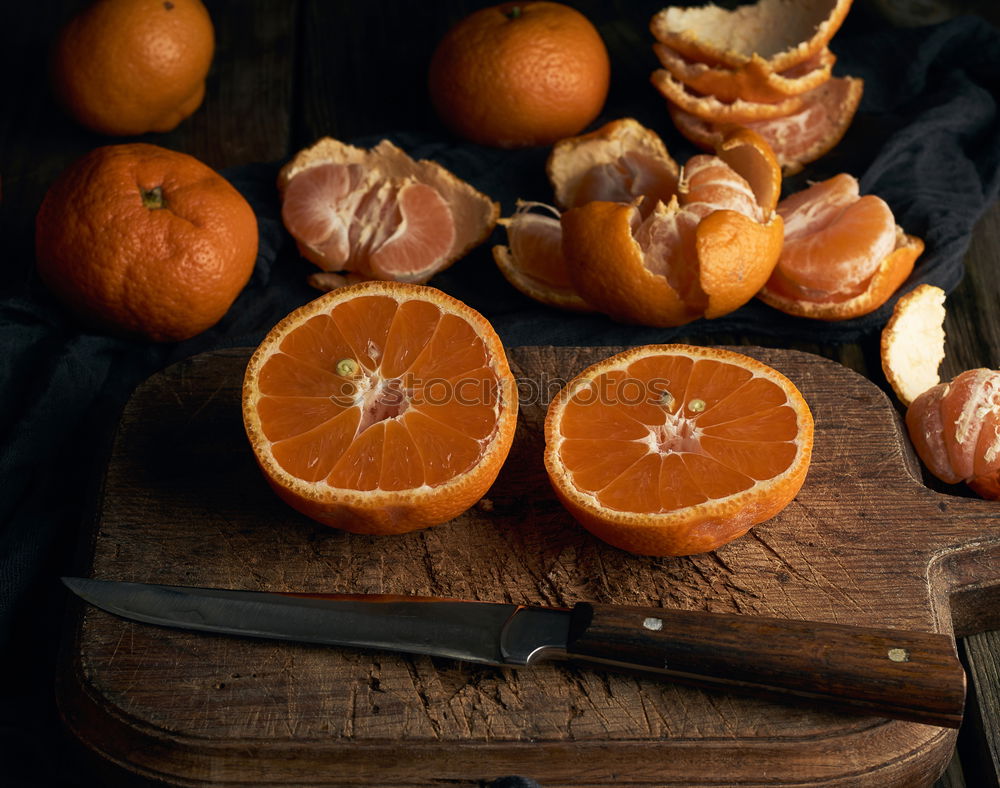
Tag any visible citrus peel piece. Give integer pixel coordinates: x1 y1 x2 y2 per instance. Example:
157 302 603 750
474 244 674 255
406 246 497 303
667 76 864 175
653 42 837 104
650 0 853 73
881 284 947 407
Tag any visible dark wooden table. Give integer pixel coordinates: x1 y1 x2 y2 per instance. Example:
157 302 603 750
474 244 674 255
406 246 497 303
2 1 999 786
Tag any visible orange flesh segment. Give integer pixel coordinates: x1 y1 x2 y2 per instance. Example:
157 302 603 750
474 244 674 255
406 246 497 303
631 153 762 286
573 150 679 210
773 175 897 297
281 163 456 278
256 294 499 489
558 355 798 513
507 209 574 290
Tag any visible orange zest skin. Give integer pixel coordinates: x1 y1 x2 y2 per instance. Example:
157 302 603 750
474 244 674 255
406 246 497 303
653 43 836 104
428 2 610 148
544 344 814 556
35 143 258 342
649 0 853 73
242 281 518 534
51 0 215 136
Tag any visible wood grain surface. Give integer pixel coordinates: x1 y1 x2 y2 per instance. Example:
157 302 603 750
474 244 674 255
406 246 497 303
58 345 1000 787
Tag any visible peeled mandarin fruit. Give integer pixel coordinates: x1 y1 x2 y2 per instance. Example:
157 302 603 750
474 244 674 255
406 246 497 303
493 118 684 312
561 128 784 327
906 369 1000 500
757 173 924 321
428 2 610 148
278 138 498 287
242 281 519 535
544 344 814 556
881 284 947 407
51 0 214 136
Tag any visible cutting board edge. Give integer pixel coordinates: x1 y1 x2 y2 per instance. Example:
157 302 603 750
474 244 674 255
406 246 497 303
55 641 958 788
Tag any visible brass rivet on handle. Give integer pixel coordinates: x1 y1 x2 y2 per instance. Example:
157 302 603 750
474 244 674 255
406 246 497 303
887 647 910 662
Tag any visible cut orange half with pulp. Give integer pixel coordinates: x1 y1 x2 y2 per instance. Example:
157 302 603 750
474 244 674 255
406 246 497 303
544 344 814 556
242 281 518 535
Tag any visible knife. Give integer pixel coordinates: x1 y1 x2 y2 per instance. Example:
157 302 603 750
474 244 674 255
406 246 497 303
62 576 965 728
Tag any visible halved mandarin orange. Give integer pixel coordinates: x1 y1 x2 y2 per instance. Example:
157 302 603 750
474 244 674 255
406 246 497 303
544 344 814 556
653 43 836 105
881 284 946 407
667 76 864 175
758 173 924 320
906 368 1000 500
545 117 680 211
492 202 594 312
650 0 853 74
562 128 783 327
279 138 498 286
242 281 518 534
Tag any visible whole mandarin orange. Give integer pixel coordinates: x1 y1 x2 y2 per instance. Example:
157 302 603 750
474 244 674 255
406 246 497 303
35 144 258 342
51 0 214 136
428 2 611 148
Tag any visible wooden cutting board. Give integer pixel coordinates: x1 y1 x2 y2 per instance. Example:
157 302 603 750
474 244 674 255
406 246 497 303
57 346 1000 787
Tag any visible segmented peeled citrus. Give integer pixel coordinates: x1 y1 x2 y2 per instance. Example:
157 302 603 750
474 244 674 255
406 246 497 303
492 202 593 312
279 138 499 285
242 281 518 534
906 369 1000 500
545 117 680 211
544 344 814 556
758 173 924 321
561 128 783 327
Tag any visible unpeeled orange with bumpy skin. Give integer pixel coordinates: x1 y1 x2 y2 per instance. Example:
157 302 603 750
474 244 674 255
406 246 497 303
35 143 258 342
51 0 214 136
544 344 814 556
242 281 518 535
428 2 610 148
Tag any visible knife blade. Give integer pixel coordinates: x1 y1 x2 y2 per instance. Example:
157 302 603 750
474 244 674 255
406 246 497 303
63 577 966 728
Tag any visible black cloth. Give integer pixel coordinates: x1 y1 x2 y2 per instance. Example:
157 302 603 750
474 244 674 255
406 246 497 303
1 13 999 787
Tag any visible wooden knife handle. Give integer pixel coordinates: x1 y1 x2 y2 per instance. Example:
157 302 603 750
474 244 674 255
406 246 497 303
565 603 966 728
